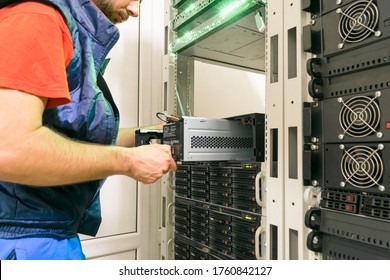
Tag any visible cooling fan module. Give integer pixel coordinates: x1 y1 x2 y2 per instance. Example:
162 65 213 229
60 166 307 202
340 144 384 190
337 0 381 48
338 94 381 139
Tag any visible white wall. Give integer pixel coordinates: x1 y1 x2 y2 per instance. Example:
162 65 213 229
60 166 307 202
193 59 266 118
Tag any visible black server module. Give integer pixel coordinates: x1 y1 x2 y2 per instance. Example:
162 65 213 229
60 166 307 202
167 113 265 260
173 162 263 260
303 0 390 259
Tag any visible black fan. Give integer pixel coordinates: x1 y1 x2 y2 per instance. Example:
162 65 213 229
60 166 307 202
338 95 380 138
337 0 380 47
341 145 383 189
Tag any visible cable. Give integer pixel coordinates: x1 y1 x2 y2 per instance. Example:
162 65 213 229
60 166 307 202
156 112 181 123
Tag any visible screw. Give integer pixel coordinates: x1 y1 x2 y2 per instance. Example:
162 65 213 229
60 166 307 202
375 91 382 98
311 137 319 143
375 31 382 37
337 97 343 103
377 132 383 139
338 134 344 140
379 185 385 192
312 180 318 186
313 236 319 245
338 43 344 49
336 0 342 5
340 144 345 150
311 144 319 151
378 144 384 150
340 182 345 187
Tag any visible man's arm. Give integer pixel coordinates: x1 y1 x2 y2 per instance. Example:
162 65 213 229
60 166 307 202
0 89 176 186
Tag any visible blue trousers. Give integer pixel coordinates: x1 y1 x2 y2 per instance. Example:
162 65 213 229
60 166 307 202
0 236 86 260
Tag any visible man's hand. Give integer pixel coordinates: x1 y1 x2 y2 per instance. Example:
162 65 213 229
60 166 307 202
125 144 177 184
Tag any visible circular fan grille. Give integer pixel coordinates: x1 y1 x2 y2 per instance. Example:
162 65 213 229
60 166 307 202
341 145 383 188
339 96 380 137
338 0 379 43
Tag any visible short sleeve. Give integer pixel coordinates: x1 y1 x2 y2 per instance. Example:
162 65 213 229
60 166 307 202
0 2 74 108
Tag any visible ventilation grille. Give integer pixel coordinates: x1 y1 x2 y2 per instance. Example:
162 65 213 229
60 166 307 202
329 80 390 98
191 136 253 149
321 188 359 203
341 145 383 188
338 95 380 138
324 227 390 249
325 250 360 260
362 194 390 208
361 194 390 219
337 0 380 48
361 207 390 220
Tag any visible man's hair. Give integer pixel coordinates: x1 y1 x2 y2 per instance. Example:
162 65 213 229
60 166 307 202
0 0 66 20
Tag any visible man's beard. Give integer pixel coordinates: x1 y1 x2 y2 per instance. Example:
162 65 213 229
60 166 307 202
92 0 116 23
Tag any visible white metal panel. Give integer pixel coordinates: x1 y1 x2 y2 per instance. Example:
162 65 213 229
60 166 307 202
160 0 176 260
82 233 141 259
89 250 136 260
193 59 265 118
282 0 311 260
265 0 286 260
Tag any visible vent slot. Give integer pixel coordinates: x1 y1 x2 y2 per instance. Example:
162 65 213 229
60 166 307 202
191 136 253 149
330 81 390 97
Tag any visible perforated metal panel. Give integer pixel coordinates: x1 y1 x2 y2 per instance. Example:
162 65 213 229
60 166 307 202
190 136 253 149
163 115 264 162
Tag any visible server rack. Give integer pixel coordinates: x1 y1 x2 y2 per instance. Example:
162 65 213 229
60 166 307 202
162 113 266 260
162 0 316 260
162 0 267 260
162 0 390 260
303 0 390 259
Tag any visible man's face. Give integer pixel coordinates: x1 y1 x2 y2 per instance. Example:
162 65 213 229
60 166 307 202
92 0 140 24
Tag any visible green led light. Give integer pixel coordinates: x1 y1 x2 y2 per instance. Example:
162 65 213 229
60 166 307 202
184 31 191 38
171 0 265 53
221 0 242 16
185 3 196 13
171 0 220 31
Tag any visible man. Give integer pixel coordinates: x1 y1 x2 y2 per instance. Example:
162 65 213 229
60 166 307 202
0 0 176 259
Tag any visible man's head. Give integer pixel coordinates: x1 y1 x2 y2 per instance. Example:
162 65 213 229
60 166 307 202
92 0 140 24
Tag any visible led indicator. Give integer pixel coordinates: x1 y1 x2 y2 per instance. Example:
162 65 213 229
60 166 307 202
346 204 355 212
386 122 390 129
